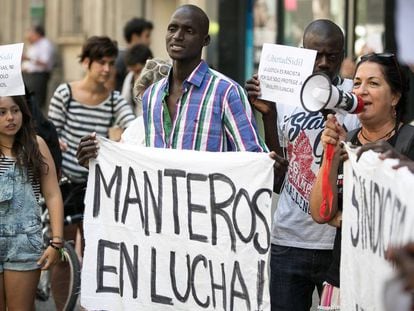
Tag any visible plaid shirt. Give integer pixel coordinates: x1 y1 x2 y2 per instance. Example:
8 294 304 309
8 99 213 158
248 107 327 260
142 60 267 152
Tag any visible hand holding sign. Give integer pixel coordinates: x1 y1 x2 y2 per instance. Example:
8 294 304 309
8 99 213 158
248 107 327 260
0 43 25 96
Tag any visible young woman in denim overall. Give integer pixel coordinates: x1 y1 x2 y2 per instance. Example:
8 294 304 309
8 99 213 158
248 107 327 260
0 95 63 310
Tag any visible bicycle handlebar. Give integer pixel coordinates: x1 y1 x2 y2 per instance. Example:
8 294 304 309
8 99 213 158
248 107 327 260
64 214 83 225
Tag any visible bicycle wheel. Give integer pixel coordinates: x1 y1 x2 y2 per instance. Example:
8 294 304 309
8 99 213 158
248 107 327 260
51 241 81 311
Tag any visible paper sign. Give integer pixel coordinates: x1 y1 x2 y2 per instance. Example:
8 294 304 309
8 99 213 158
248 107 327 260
0 43 25 96
81 138 274 311
341 145 414 311
258 43 316 105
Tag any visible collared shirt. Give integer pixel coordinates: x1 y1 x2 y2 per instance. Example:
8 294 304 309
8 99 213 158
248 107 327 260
142 60 267 152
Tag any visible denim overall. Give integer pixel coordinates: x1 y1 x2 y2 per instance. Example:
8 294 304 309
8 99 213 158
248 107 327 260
0 162 43 272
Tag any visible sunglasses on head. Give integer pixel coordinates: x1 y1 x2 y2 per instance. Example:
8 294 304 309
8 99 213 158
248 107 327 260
360 52 403 87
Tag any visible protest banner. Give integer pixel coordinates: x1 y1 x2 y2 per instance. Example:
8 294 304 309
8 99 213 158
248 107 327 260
0 43 25 96
81 138 274 311
257 43 316 105
341 145 414 311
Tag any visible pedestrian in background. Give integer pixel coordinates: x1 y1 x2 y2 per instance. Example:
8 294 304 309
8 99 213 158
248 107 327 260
120 44 153 114
22 25 55 117
113 17 153 91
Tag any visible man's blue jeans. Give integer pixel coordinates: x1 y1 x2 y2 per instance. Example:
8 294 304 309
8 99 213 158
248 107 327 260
270 244 333 311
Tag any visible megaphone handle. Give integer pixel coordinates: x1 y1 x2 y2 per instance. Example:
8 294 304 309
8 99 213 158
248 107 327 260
320 143 335 221
321 109 335 120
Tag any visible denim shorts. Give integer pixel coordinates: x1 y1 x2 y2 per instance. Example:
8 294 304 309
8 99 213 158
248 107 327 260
0 163 43 272
0 231 43 272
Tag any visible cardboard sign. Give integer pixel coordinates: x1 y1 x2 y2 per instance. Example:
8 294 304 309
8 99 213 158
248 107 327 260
0 43 25 96
81 138 274 311
258 43 316 105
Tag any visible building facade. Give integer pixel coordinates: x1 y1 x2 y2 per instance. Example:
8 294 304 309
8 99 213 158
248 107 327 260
1 0 411 120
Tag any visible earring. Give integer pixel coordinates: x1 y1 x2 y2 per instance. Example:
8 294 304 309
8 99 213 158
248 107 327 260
392 104 397 119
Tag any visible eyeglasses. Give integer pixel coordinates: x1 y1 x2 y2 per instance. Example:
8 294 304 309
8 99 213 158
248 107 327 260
145 59 171 77
360 52 403 88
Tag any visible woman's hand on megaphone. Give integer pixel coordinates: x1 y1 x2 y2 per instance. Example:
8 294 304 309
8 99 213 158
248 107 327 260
321 114 346 152
245 74 276 117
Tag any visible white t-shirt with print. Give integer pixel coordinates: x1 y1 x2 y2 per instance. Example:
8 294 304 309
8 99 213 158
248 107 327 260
271 78 360 249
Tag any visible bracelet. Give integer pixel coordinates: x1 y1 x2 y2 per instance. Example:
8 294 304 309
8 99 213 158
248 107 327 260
49 241 66 261
49 239 64 246
49 242 61 250
51 236 64 242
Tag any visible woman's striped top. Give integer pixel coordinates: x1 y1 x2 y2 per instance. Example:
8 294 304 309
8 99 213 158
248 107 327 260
48 83 135 183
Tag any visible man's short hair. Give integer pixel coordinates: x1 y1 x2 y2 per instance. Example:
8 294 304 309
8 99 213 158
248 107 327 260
124 44 153 67
32 24 45 37
123 18 153 43
79 36 118 65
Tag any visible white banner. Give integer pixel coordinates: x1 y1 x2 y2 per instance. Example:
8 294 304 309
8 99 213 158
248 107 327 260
81 138 274 311
258 43 316 105
0 43 25 96
341 145 414 311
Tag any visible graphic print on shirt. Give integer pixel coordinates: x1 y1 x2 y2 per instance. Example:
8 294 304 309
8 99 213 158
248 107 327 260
283 111 325 214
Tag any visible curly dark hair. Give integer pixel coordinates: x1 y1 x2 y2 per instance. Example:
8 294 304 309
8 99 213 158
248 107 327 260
0 96 47 181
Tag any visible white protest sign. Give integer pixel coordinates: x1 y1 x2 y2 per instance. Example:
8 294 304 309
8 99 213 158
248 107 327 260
257 43 316 105
341 145 414 311
81 138 274 311
0 43 25 96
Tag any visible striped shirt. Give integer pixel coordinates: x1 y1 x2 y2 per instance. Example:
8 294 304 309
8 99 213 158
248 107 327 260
142 60 267 152
49 83 135 182
0 156 41 202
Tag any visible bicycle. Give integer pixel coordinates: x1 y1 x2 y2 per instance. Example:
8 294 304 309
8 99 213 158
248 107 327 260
36 179 83 311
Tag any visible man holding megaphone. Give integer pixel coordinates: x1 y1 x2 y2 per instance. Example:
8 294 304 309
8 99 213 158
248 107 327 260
245 19 360 310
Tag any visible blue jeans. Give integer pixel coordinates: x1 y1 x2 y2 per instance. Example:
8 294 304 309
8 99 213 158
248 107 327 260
270 244 332 311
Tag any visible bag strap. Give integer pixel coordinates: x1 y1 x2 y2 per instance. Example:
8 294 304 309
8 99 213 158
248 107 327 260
62 83 73 126
346 128 360 143
395 124 414 155
65 83 73 112
110 91 115 126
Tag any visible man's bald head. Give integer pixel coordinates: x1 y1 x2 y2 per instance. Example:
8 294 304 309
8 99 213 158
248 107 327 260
303 19 344 49
174 4 210 36
303 19 345 81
